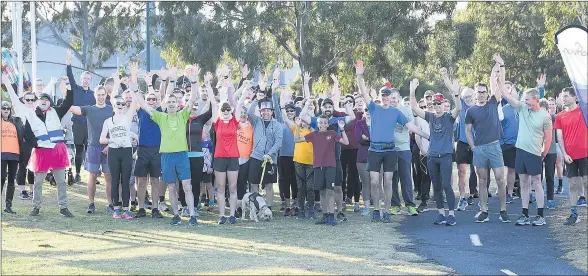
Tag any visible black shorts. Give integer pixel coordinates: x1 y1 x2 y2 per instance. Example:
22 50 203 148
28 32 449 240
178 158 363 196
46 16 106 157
314 167 336 191
455 141 473 165
515 149 542 176
72 121 88 146
367 151 398 172
202 173 212 183
248 158 278 187
213 157 239 172
567 157 588 178
134 146 161 177
501 144 517 169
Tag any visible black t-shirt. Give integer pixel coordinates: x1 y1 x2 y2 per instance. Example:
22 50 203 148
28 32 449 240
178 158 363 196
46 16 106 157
465 96 504 146
186 103 212 153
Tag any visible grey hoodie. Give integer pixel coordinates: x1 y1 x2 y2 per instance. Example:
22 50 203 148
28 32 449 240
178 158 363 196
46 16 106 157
247 100 283 164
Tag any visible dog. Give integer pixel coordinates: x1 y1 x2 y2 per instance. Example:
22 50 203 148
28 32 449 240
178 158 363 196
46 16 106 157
240 192 273 222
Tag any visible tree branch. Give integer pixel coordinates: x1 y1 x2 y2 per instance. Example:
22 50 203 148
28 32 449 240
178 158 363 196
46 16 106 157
44 3 82 36
36 9 83 62
321 44 360 72
266 27 300 60
91 2 119 32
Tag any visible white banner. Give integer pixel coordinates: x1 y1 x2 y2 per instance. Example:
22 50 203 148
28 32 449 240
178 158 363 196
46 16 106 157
556 25 588 126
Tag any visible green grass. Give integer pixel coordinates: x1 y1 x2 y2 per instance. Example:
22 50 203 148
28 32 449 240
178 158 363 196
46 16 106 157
1 172 453 275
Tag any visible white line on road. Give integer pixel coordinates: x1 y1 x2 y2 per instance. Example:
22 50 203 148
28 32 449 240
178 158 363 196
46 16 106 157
469 234 483 246
501 269 518 276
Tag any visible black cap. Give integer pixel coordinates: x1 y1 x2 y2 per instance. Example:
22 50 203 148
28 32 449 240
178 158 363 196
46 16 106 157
284 103 296 110
321 98 334 106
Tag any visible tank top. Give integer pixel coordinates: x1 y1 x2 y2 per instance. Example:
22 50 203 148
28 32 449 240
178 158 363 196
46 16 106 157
1 120 20 155
237 122 253 159
106 116 132 148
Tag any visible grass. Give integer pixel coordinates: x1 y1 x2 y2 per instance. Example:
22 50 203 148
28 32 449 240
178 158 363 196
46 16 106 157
1 172 454 275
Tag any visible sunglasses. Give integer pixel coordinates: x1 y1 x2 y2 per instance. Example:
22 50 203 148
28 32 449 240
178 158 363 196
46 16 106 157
115 102 126 107
286 109 296 113
477 90 488 94
419 106 426 109
433 102 442 106
24 98 36 102
2 107 11 110
147 97 157 101
221 108 232 112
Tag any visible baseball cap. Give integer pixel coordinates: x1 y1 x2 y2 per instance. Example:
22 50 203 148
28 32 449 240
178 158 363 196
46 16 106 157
379 87 392 96
259 99 273 110
433 93 444 103
321 98 334 106
1 101 12 109
284 103 296 110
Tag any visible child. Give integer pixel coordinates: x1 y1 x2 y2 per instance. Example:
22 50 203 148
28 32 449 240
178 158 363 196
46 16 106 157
295 115 349 225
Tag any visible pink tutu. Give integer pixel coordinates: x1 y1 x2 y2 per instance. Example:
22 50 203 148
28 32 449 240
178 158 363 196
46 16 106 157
27 142 70 173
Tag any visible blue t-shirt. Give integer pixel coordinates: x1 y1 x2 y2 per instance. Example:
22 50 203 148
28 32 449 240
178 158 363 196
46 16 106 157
457 98 473 143
464 96 504 146
138 107 162 147
310 116 345 158
500 104 519 145
425 112 456 155
367 101 408 152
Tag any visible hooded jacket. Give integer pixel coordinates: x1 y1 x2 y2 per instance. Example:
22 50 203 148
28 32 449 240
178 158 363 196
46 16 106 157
247 100 283 164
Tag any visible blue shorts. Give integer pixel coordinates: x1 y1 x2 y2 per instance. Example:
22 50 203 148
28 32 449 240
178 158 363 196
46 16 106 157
85 145 110 173
515 148 542 176
161 152 191 184
472 142 504 169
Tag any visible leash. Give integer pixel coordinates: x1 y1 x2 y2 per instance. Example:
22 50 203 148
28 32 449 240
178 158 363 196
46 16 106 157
259 157 273 185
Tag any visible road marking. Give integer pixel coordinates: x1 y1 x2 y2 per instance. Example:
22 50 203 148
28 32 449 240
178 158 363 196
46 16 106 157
500 269 517 275
469 234 483 246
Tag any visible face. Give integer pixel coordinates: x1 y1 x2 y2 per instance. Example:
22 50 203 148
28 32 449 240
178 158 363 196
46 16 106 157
183 93 191 105
166 97 178 113
548 100 556 114
1 106 10 119
200 87 208 101
173 93 184 104
560 92 576 107
462 91 475 106
403 100 410 108
321 103 334 117
23 94 36 109
260 108 273 121
146 93 158 108
442 102 451 112
114 99 126 113
317 117 328 131
355 97 366 110
35 81 45 93
433 101 443 114
475 86 488 104
239 107 248 123
285 108 296 120
104 81 114 94
390 93 400 107
81 73 91 88
37 97 51 110
424 94 433 108
124 93 133 106
221 105 232 120
380 93 391 106
95 88 107 105
524 93 539 109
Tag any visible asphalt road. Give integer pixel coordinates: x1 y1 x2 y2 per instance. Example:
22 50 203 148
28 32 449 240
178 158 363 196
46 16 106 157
398 178 585 275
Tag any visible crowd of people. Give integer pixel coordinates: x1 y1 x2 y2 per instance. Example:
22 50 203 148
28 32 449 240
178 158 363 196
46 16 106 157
1 51 587 227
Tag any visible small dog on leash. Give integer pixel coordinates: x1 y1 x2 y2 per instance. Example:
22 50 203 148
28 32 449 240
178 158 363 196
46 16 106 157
240 192 273 222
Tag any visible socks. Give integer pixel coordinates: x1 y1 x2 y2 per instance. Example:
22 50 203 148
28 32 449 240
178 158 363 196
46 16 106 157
558 178 563 187
537 208 544 217
522 208 529 217
159 196 165 203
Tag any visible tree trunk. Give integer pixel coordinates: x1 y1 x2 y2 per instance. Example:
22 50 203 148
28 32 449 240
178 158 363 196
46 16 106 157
81 2 90 70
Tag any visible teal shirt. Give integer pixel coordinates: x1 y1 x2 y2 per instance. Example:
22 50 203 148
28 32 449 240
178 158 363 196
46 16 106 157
514 105 552 156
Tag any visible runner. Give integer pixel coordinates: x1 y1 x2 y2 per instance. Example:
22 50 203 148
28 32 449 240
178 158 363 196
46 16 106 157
236 103 253 218
355 107 373 216
341 94 362 213
539 98 558 210
135 66 199 226
295 116 349 226
410 78 461 225
500 81 520 204
547 97 564 195
355 60 429 223
554 87 588 225
25 85 74 217
274 85 298 216
465 54 510 223
99 93 138 220
1 101 24 214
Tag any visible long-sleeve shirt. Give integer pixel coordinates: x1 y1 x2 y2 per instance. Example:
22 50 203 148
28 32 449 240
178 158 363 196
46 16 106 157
66 65 95 124
23 88 74 149
247 100 283 164
272 93 294 157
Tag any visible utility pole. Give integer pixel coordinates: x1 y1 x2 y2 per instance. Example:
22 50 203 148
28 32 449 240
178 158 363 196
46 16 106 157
146 1 151 72
30 1 37 89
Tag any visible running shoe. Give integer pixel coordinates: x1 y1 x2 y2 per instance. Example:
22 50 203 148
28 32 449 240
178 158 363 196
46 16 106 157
531 216 546 226
4 206 16 214
415 193 421 200
19 190 31 200
144 199 152 209
555 185 563 194
159 202 170 212
457 198 468 211
371 210 381 222
445 215 456 226
337 212 348 222
434 214 446 225
407 206 419 216
390 206 401 215
564 213 579 225
512 193 520 200
577 197 587 207
229 215 237 224
122 210 133 220
170 215 182 226
467 196 474 206
515 215 531 226
113 209 122 219
134 208 147 218
546 200 555 210
327 213 337 226
106 204 115 214
189 216 198 226
283 207 291 217
75 174 81 183
342 201 347 210
151 209 164 218
218 216 227 225
87 203 96 214
382 212 393 223
308 210 317 220
130 203 137 212
60 208 74 218
353 202 360 213
476 211 489 223
473 192 479 199
316 213 327 225
417 203 428 213
505 194 513 204
361 207 370 217
297 210 306 219
29 207 40 216
314 203 322 213
499 211 511 223
181 208 190 217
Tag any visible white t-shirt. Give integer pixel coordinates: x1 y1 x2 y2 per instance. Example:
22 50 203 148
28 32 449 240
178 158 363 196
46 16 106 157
105 117 133 148
416 116 430 153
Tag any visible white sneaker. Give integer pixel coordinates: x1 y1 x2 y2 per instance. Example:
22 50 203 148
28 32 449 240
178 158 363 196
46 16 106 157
181 208 189 217
158 202 170 211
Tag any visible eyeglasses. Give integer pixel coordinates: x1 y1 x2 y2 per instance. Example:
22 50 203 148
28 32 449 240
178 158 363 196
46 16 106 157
286 109 296 113
419 106 426 109
433 102 442 106
24 98 36 102
477 90 488 94
221 108 232 112
147 98 157 102
2 107 11 110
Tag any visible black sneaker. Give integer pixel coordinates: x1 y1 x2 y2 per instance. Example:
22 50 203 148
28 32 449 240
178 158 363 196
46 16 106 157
499 211 511 223
555 185 563 194
476 211 489 223
134 208 147 218
20 190 31 200
29 207 40 216
130 202 137 212
4 206 16 214
315 213 328 225
235 207 243 218
417 203 428 213
151 208 164 218
473 192 479 199
60 208 74 218
467 196 474 205
337 212 348 222
87 203 96 214
170 215 182 226
371 210 381 222
283 207 291 217
434 214 446 225
189 216 198 226
75 174 81 183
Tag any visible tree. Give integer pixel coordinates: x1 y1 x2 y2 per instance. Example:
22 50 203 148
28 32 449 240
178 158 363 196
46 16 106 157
34 2 144 70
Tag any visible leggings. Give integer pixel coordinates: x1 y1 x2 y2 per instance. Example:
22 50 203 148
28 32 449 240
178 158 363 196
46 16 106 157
414 154 431 202
279 156 297 200
341 149 360 202
108 147 133 208
17 145 34 187
295 162 314 212
427 154 456 210
75 144 87 175
179 157 203 207
236 160 250 200
543 153 557 201
1 159 19 206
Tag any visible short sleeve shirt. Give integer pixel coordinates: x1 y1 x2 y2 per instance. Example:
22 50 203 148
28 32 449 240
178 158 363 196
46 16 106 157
514 105 551 156
81 105 114 146
368 101 408 152
554 107 588 160
464 96 503 146
150 107 191 153
425 112 456 155
305 130 341 168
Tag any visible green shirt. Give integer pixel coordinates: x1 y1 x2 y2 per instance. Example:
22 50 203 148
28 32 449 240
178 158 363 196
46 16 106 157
515 105 552 156
394 106 414 151
151 108 191 153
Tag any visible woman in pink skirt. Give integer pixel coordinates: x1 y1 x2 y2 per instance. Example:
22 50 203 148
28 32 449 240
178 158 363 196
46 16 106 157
23 86 74 217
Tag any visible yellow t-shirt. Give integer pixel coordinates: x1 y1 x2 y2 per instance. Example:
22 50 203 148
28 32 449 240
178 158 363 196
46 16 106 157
292 125 313 165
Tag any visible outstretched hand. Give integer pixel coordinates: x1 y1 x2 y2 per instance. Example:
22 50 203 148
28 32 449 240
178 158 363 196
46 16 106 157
355 60 364 75
536 73 547 87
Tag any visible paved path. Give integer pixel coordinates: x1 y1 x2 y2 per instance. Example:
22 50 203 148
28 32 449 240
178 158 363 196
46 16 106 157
398 178 584 275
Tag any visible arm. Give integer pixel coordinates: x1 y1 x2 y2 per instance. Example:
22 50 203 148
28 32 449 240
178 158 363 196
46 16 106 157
3 73 27 114
337 121 349 145
405 121 429 140
134 91 155 116
303 72 312 98
537 73 546 98
42 77 57 99
355 60 371 102
499 76 522 109
54 86 74 119
299 97 314 125
266 124 283 159
294 124 306 143
65 49 78 90
355 122 370 146
69 106 82 115
556 129 573 164
451 94 462 119
330 74 342 110
466 123 475 150
273 92 284 123
409 78 425 119
541 117 553 158
99 120 109 145
491 54 504 102
125 89 139 123
344 102 354 123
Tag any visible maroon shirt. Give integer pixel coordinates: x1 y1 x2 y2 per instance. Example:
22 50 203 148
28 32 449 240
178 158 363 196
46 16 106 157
305 130 341 168
354 119 370 163
341 111 363 151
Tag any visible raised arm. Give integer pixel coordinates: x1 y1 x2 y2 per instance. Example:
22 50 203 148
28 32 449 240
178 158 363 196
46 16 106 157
440 67 460 103
409 78 425 119
54 85 74 119
451 91 462 119
2 73 27 114
355 60 371 102
537 74 546 98
303 72 312 98
65 49 78 89
337 120 349 145
125 88 139 123
491 53 504 101
134 91 154 116
299 96 314 125
330 74 342 110
344 101 354 123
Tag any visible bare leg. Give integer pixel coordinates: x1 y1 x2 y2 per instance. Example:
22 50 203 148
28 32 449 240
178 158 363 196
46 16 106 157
327 189 336 213
383 172 394 211
370 171 381 212
568 177 579 207
458 164 469 198
87 172 97 204
265 183 274 208
531 175 544 209
334 186 343 213
250 184 259 193
181 179 195 216
506 167 516 196
215 171 227 217
150 177 160 207
477 167 489 212
159 184 167 203
137 177 147 209
205 182 214 204
520 174 531 209
227 171 238 216
167 183 179 216
319 190 327 213
492 167 507 211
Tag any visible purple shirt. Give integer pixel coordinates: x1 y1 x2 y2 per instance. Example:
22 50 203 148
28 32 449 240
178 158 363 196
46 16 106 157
354 119 370 163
